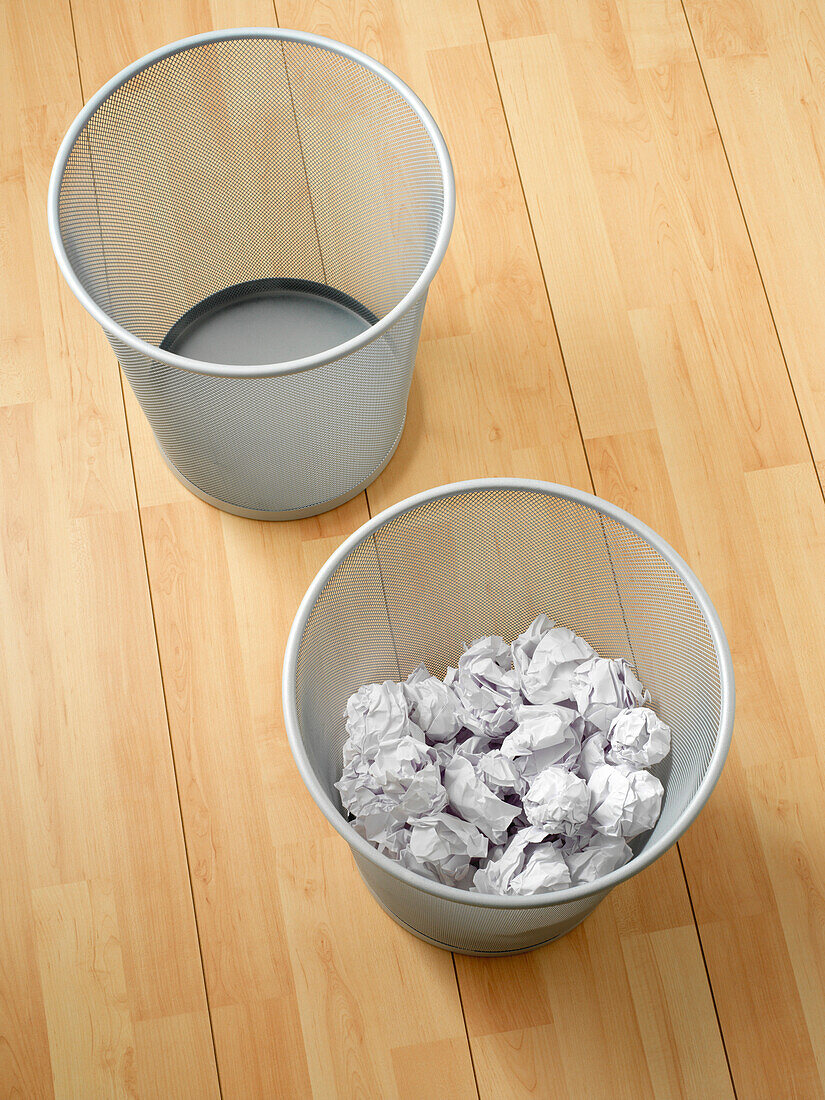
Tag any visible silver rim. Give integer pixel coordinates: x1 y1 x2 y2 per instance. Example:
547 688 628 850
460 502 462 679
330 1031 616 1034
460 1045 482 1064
47 27 456 380
282 478 735 909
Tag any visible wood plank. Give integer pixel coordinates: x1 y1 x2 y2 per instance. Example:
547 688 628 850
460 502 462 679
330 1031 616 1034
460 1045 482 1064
459 850 732 1099
137 493 337 1097
68 7 482 1093
133 1013 221 1100
744 463 825 1086
277 3 732 1098
392 1037 480 1100
482 1 825 1094
0 0 219 1095
277 834 479 1099
281 0 593 508
683 0 825 479
32 881 135 1100
0 677 54 1100
620 926 733 1099
64 0 728 1095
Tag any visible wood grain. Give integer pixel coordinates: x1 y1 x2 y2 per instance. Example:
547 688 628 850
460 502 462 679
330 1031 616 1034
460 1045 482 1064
32 881 135 1099
280 3 732 1098
6 0 825 1095
289 0 596 505
63 6 489 1096
682 0 825 479
482 1 825 1094
0 0 219 1095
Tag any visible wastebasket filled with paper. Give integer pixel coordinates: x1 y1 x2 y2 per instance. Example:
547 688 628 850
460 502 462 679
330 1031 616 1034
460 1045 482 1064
283 480 734 954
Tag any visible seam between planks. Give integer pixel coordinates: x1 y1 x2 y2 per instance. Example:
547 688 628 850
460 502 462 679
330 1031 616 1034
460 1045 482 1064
452 954 483 1100
472 2 740 1095
676 847 738 1097
65 1 225 1093
267 3 475 1095
268 0 480 1084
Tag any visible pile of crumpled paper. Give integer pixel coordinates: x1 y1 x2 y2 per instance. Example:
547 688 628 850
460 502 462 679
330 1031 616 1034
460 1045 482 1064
335 614 670 895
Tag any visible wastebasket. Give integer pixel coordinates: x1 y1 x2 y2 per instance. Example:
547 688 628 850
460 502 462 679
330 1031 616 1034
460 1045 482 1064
283 480 734 954
49 29 454 519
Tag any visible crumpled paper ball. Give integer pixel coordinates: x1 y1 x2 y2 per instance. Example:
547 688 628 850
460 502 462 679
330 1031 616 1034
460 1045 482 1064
448 635 520 740
587 763 664 838
475 749 527 799
564 832 632 884
472 826 571 895
570 656 647 733
343 680 422 765
443 754 521 843
513 616 595 705
336 614 670 896
606 706 671 767
578 729 609 780
523 766 590 835
408 813 489 886
404 665 463 743
501 702 583 774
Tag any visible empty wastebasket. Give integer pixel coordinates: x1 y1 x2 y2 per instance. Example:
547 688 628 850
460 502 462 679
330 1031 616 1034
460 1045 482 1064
49 29 454 519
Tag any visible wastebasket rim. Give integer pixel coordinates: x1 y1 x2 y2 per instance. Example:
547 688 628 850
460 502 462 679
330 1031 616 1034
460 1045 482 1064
47 26 455 379
282 478 735 909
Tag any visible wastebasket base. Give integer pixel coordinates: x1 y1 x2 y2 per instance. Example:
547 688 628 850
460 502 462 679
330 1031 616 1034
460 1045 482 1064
154 427 404 520
360 879 588 956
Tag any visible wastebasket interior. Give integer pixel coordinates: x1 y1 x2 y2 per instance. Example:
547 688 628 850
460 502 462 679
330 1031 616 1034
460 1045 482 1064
159 278 375 366
56 35 446 363
293 488 724 858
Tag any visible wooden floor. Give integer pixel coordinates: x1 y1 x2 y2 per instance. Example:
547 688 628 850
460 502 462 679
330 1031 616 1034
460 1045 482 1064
3 0 825 1095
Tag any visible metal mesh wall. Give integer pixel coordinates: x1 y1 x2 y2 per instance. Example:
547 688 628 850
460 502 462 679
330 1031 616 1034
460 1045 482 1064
109 301 424 514
354 853 610 955
292 487 728 952
54 33 448 516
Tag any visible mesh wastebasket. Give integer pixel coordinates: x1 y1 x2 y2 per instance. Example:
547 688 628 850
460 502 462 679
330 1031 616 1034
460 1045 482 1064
283 480 734 955
48 29 454 519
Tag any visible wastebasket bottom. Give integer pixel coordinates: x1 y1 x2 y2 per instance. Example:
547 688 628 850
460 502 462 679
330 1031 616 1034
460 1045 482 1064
154 423 404 520
360 879 590 956
161 277 378 366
